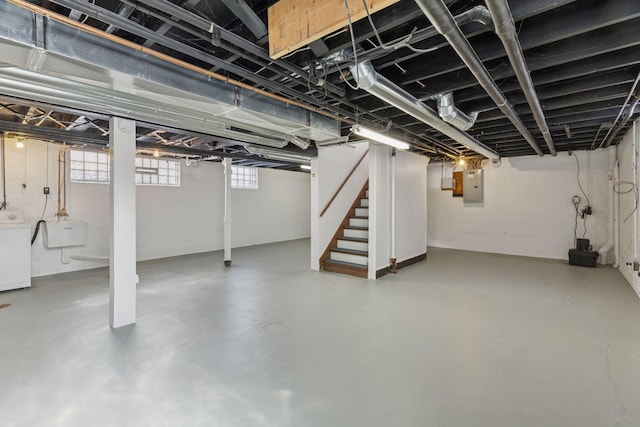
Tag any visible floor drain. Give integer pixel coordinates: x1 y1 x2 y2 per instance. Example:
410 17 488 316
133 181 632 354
0 304 10 309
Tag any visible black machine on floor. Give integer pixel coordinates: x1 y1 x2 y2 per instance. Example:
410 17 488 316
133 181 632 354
568 238 599 267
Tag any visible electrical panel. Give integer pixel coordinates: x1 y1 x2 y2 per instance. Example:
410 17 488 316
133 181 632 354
463 169 483 203
43 220 88 248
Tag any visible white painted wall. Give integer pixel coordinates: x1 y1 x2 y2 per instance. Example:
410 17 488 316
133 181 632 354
232 167 310 248
310 142 368 271
617 119 640 296
0 137 310 278
427 150 609 260
395 151 428 263
368 144 428 278
368 143 391 278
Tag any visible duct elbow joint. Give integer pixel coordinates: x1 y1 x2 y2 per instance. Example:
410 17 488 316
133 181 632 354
468 6 494 30
435 93 478 131
349 60 378 90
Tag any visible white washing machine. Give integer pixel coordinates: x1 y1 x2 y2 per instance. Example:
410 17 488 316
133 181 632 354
0 210 31 292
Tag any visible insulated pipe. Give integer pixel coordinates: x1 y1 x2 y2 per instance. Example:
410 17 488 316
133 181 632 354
486 0 556 156
602 96 640 148
130 0 345 98
413 0 544 156
223 157 232 267
350 61 500 161
352 5 493 64
601 71 640 148
46 0 344 108
599 145 616 264
435 92 478 130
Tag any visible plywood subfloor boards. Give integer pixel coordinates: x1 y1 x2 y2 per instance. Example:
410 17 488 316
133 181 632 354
268 0 400 59
1 241 639 426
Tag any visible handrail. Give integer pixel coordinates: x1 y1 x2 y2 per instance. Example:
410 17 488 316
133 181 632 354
320 150 369 217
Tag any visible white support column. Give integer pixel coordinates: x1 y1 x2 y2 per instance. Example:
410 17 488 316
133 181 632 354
309 156 319 271
109 117 137 328
223 157 232 266
390 148 397 273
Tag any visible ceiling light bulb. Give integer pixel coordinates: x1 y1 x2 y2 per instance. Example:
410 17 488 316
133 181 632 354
351 125 410 150
300 165 311 170
458 158 465 166
15 141 24 149
153 150 160 158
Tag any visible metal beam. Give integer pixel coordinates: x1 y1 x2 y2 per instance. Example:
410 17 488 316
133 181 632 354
410 42 640 100
397 0 640 85
456 70 638 110
0 119 107 144
221 0 267 40
143 0 200 47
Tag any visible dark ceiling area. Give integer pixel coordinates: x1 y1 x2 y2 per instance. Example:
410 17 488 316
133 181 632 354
1 0 639 167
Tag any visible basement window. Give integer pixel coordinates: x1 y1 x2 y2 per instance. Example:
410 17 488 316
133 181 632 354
135 157 180 187
70 149 110 183
69 149 180 186
231 165 258 190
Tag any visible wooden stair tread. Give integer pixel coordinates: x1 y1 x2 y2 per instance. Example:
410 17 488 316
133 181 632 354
344 225 368 230
331 247 368 256
351 216 368 219
338 236 368 243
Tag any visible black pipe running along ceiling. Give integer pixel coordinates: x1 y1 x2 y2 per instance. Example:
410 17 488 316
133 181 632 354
0 0 638 166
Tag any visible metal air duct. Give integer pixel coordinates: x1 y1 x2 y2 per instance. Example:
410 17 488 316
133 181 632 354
486 0 556 156
434 92 478 130
350 60 499 161
413 0 544 156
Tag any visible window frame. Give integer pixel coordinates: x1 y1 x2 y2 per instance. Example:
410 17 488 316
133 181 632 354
69 149 181 187
231 165 259 190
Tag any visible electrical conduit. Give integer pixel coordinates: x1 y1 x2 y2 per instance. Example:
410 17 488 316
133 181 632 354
413 0 545 156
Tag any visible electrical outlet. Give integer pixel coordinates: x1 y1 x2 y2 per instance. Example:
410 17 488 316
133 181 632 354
43 186 50 195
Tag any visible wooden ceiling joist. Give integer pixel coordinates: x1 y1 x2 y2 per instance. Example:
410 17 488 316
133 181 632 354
268 0 400 59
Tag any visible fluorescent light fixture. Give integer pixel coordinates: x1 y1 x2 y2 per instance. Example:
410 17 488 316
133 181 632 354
300 165 311 170
351 125 410 150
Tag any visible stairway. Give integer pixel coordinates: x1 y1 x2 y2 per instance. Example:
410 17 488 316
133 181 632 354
322 183 369 278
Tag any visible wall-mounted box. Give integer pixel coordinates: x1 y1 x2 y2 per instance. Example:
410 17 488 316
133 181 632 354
43 220 88 248
463 169 483 203
452 171 464 197
441 177 453 191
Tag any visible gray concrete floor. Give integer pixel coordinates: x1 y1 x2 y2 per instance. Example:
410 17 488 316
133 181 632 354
1 239 640 427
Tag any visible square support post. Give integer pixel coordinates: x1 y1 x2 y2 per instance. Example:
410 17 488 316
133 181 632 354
109 117 137 328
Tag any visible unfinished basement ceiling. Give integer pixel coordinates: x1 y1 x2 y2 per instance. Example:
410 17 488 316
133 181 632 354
0 0 638 164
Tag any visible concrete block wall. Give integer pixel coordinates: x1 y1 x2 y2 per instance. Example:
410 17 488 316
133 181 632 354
617 120 640 296
0 137 310 278
427 150 609 260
